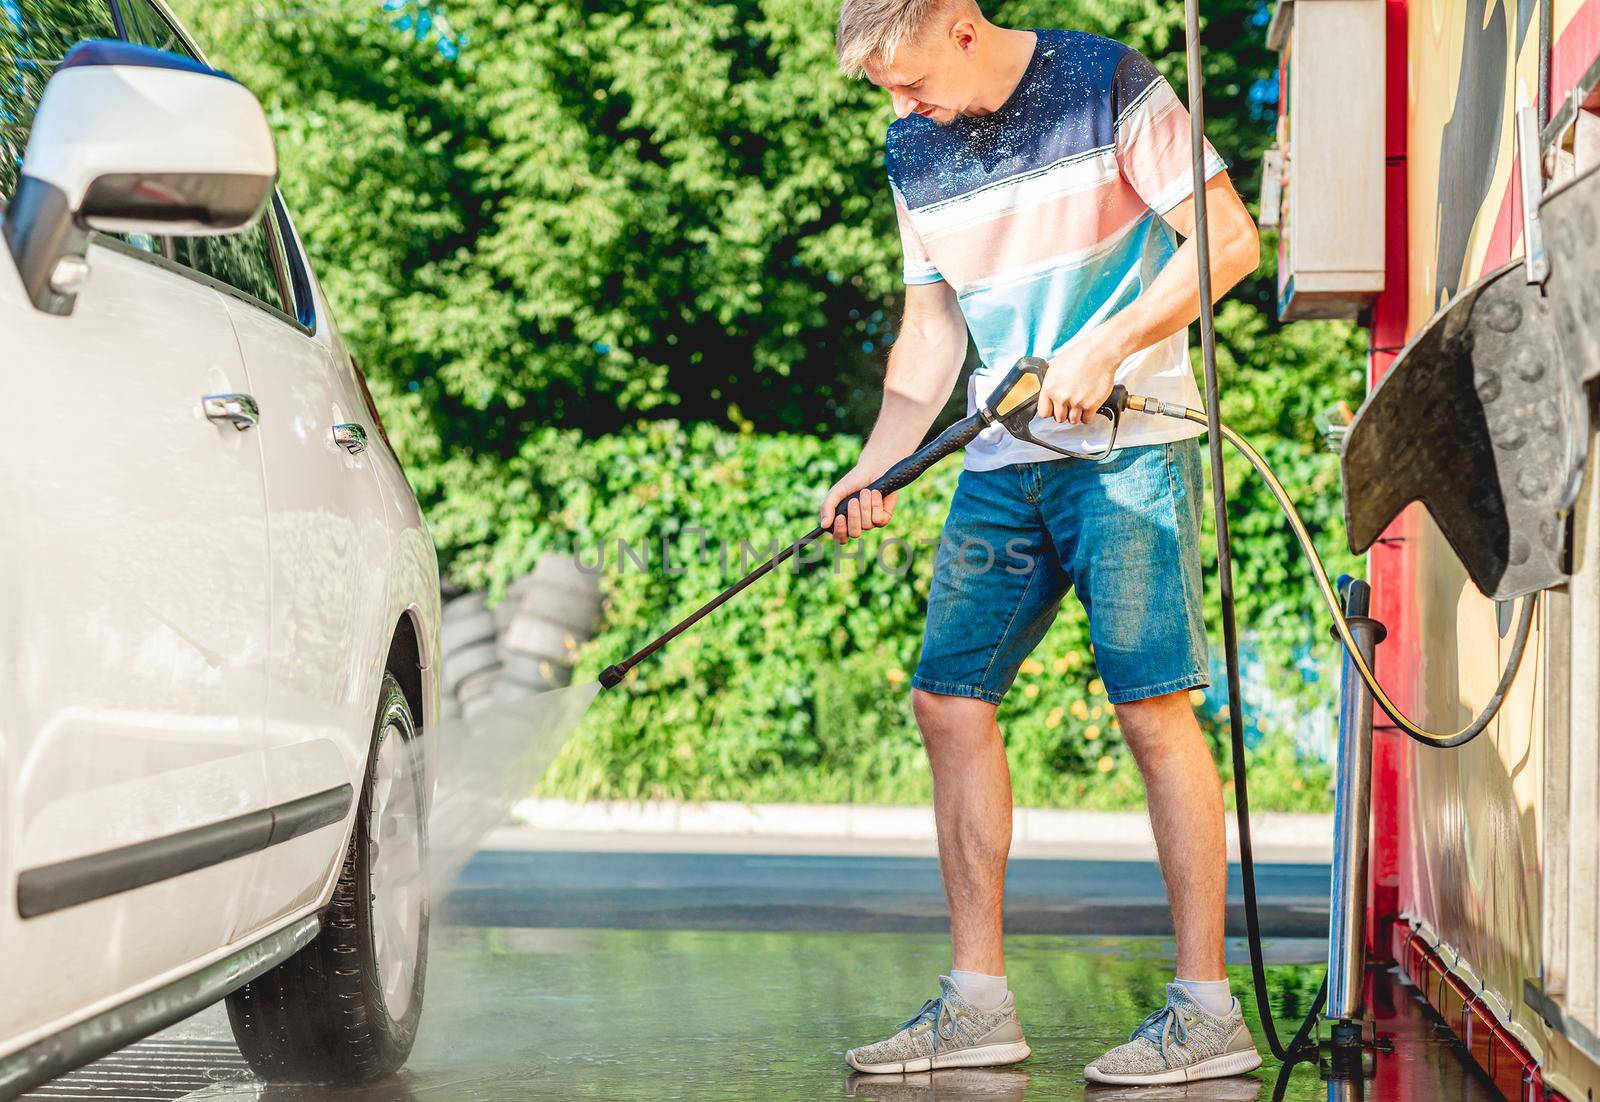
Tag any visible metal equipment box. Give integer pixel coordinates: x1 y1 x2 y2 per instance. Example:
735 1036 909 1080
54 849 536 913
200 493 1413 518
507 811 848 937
1265 0 1387 320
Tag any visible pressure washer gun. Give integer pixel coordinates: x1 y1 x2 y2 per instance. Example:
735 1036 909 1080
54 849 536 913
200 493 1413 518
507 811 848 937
598 357 1127 689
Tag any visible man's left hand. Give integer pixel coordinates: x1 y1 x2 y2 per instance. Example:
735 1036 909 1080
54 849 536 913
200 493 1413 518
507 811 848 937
1039 329 1125 424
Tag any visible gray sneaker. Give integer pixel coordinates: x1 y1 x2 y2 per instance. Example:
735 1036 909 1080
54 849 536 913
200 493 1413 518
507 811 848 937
1083 983 1262 1085
846 976 1031 1074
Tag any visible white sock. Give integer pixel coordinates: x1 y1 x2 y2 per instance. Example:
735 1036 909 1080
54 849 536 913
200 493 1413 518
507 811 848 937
950 969 1009 1012
1175 976 1234 1017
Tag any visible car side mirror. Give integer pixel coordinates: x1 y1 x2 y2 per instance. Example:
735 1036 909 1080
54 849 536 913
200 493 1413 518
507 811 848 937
2 40 277 316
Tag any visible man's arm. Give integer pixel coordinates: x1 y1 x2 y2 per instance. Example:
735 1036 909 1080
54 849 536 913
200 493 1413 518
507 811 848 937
1038 171 1260 424
819 279 968 543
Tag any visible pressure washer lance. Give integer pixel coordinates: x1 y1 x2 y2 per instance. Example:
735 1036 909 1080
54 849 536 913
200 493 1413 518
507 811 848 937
598 356 1129 690
598 357 1534 746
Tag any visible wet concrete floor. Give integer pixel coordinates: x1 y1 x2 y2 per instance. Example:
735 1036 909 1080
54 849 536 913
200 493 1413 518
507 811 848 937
27 852 1500 1101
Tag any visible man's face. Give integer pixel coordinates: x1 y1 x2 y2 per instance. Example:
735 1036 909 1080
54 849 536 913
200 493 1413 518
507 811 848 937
864 18 981 126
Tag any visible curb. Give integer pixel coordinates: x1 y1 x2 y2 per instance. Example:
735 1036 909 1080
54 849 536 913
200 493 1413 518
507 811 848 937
508 798 1332 863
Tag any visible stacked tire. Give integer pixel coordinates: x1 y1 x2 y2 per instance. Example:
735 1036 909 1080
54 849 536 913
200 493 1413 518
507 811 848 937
439 554 602 719
440 592 498 719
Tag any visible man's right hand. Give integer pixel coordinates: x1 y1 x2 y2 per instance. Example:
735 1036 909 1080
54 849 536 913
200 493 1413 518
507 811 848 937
820 465 898 545
818 283 966 545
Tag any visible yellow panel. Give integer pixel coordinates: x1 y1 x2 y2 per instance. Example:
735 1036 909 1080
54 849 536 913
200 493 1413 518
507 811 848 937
1398 0 1600 1080
1406 0 1545 318
1399 0 1597 1083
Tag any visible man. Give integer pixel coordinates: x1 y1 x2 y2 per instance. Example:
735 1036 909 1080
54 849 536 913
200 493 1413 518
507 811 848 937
822 0 1262 1087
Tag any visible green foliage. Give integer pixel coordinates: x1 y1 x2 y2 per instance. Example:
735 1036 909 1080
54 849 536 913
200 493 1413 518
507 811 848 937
171 0 1291 447
175 0 900 452
429 422 1335 811
1 0 121 201
172 0 1362 810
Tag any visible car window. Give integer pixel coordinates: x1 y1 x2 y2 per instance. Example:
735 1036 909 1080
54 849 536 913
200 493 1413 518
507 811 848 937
271 196 313 328
0 0 118 203
171 230 290 315
116 0 290 316
112 0 182 55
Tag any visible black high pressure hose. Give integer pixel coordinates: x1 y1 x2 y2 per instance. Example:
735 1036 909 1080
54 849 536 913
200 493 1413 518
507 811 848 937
1176 0 1324 1065
1176 0 1537 1067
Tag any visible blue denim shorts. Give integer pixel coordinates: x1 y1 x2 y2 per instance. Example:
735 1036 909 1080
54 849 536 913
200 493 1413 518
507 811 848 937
912 439 1210 706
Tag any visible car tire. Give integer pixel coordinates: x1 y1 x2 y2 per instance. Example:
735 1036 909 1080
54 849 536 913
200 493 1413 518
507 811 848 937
442 590 488 622
455 668 500 704
499 651 572 690
493 572 539 631
442 640 501 695
225 673 429 1084
530 552 601 593
441 608 497 655
461 691 500 718
499 619 581 664
513 580 602 633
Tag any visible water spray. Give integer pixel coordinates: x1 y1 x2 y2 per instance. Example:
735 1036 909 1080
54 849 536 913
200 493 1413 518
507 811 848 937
425 682 600 896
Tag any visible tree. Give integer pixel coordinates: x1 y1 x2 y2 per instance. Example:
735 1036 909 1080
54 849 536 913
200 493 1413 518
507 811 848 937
174 0 1305 450
173 0 1362 806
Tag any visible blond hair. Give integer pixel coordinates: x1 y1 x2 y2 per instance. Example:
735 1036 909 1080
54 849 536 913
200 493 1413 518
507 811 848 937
835 0 977 78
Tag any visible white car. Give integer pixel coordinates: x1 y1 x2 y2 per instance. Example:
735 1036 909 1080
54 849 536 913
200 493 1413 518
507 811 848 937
0 4 441 1095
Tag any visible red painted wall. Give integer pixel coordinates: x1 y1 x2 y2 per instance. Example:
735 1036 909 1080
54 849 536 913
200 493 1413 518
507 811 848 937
1365 0 1411 962
1554 0 1600 103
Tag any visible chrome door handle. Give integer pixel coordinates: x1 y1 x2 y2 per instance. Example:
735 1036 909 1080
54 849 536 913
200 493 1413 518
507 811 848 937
332 423 368 454
203 393 260 430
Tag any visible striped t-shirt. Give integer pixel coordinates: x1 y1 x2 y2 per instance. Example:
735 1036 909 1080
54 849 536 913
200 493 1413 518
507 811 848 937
886 30 1225 470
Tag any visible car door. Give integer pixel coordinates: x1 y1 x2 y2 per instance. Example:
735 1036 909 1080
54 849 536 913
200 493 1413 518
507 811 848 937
218 247 395 928
115 0 394 931
0 0 271 1056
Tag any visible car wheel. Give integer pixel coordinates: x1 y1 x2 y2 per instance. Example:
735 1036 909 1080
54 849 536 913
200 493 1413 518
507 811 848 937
225 672 429 1084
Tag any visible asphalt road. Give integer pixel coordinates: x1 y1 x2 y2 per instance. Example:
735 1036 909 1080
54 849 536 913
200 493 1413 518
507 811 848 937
441 850 1334 937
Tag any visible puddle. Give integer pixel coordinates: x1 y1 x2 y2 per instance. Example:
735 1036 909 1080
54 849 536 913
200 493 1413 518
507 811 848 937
89 928 1494 1101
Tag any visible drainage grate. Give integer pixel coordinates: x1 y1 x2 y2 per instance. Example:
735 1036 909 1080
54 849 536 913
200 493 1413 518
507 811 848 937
21 1037 251 1100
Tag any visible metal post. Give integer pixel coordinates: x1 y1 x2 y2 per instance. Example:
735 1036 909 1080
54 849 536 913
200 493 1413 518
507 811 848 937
1326 577 1387 1037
